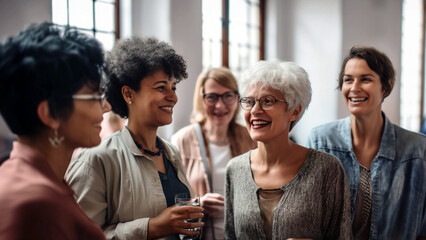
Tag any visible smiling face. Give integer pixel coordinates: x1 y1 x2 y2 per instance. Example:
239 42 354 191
342 58 385 118
60 85 111 148
202 78 238 127
244 83 298 143
128 70 177 128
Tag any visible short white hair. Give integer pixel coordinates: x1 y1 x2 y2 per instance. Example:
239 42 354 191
238 60 312 130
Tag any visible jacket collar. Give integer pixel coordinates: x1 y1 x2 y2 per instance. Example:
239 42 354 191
120 126 181 165
377 112 396 160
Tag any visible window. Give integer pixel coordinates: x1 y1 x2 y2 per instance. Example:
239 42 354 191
202 0 265 77
400 0 423 132
52 0 119 51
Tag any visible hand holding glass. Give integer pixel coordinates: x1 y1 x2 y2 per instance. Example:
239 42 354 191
174 193 201 240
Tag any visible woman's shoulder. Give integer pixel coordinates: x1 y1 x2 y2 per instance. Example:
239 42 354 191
0 182 91 238
307 118 351 149
171 124 196 142
94 129 128 152
70 131 127 168
0 176 71 211
394 124 426 143
306 149 345 171
227 151 250 169
170 125 199 154
392 124 426 159
311 118 349 135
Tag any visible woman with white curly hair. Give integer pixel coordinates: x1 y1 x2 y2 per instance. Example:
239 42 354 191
224 60 352 240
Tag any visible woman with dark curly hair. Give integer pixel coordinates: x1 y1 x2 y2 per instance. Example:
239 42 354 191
66 37 204 240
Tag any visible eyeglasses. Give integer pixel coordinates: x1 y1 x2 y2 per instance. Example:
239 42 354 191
72 93 106 108
239 95 287 111
202 91 239 106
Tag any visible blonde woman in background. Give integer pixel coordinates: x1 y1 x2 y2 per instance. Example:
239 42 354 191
100 112 126 139
172 67 256 239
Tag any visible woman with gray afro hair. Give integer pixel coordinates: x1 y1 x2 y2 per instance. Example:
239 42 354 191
225 60 352 239
238 60 311 130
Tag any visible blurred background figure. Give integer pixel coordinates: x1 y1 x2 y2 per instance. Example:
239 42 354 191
172 67 256 239
308 46 426 239
0 22 109 239
66 36 204 240
99 112 126 139
225 60 352 239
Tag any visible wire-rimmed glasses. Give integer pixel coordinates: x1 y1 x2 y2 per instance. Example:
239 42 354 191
202 91 239 106
72 93 106 108
239 95 287 111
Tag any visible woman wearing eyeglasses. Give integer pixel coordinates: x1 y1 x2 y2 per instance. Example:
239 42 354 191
0 22 109 239
172 67 256 239
224 60 352 240
66 37 204 240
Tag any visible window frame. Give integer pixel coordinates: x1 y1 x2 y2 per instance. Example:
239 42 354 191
221 0 265 68
52 0 120 43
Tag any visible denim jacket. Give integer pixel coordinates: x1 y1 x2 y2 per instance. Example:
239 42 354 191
307 112 426 240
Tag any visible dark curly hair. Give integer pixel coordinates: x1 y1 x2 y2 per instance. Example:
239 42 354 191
105 36 188 118
338 46 395 99
0 22 105 136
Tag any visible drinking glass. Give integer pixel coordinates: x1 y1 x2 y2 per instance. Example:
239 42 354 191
174 193 201 240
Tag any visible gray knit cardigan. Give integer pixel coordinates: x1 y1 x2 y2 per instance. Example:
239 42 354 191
224 149 352 240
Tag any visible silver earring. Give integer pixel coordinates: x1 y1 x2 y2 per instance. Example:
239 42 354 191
49 128 64 148
128 101 132 104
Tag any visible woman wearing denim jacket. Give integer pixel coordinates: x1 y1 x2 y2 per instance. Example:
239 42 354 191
307 46 426 240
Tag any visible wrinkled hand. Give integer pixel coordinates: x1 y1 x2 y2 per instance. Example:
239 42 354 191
148 205 204 239
200 193 224 216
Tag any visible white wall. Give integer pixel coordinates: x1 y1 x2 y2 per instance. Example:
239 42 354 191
0 0 51 39
169 0 203 137
0 0 52 140
340 0 402 124
131 0 171 41
266 0 342 144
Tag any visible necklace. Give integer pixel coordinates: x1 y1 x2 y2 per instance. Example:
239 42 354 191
134 137 162 156
203 128 230 145
208 138 230 146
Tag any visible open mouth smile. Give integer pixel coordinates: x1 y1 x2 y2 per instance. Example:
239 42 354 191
250 120 270 129
349 97 367 102
160 106 173 113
